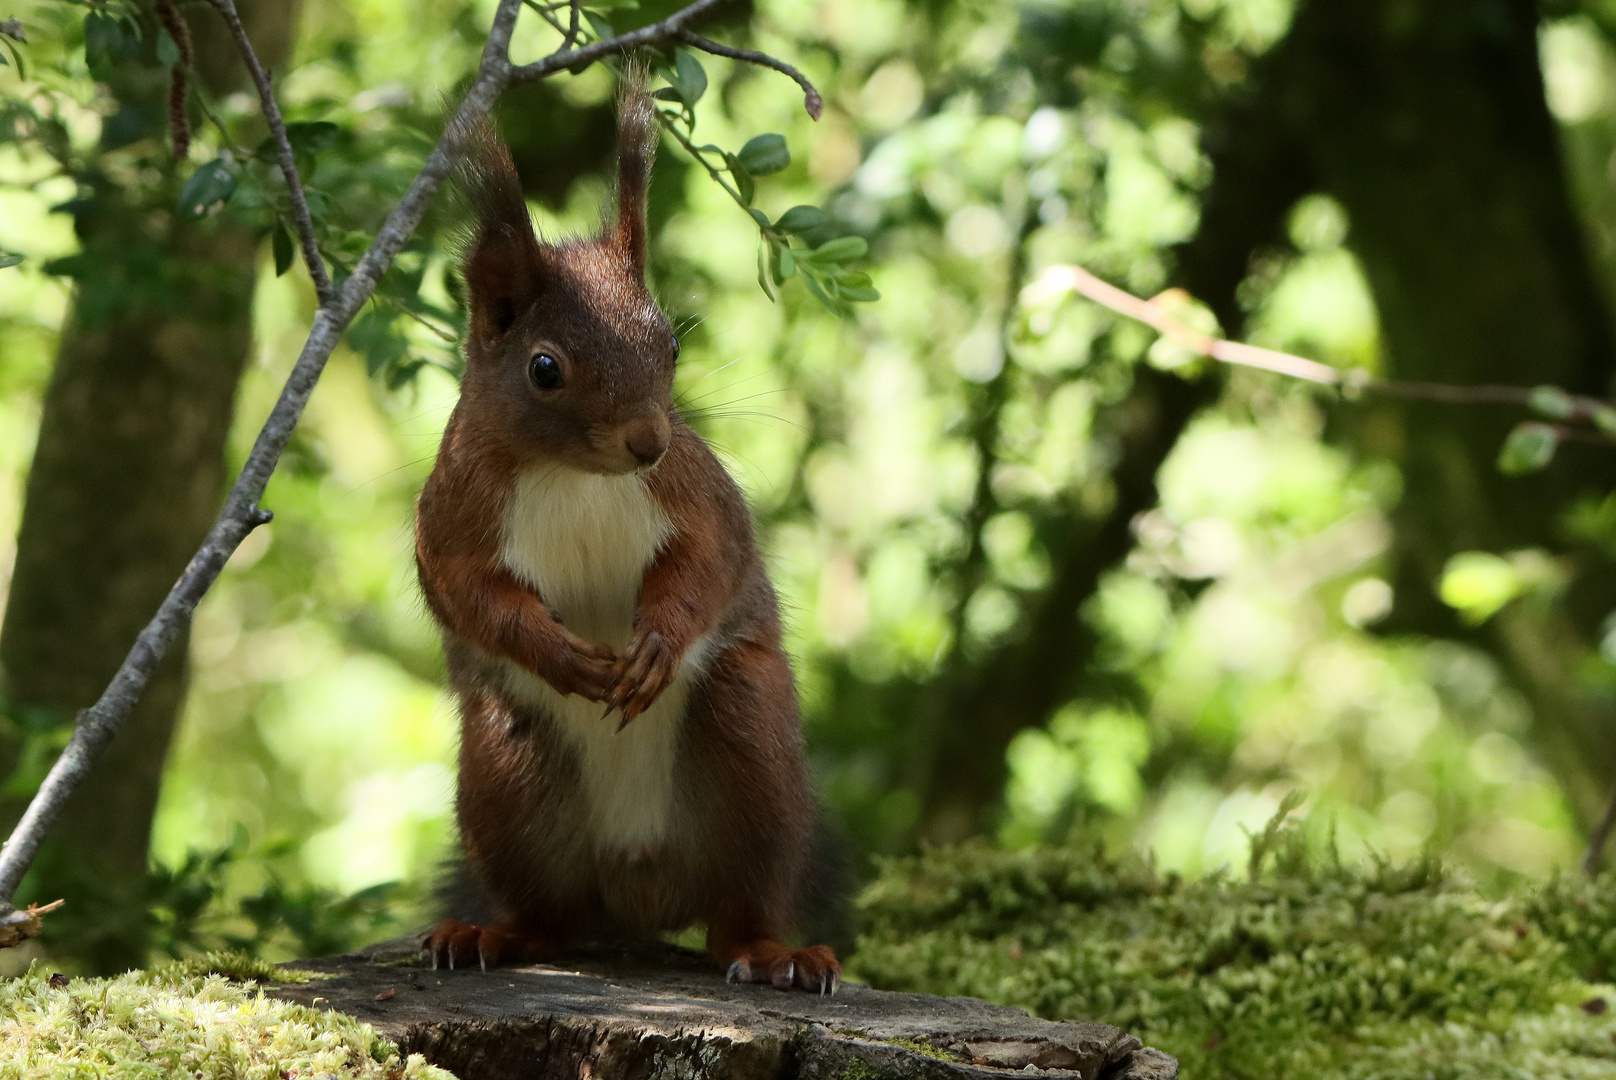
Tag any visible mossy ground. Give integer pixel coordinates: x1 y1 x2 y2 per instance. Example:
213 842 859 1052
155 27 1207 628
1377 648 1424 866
0 956 452 1079
852 814 1616 1079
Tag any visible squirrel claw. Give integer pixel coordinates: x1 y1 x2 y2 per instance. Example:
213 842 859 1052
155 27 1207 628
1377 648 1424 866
726 960 748 984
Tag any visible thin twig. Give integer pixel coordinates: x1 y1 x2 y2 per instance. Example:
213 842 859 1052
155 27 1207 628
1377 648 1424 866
153 0 193 157
0 0 508 906
206 0 334 307
564 0 582 50
657 109 748 205
508 0 730 84
0 0 814 919
1030 264 1616 439
675 29 823 119
525 0 573 42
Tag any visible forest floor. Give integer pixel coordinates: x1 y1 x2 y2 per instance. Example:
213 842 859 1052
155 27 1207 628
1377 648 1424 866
11 808 1616 1079
853 810 1616 1079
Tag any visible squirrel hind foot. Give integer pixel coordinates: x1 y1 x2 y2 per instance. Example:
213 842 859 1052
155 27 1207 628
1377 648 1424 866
421 918 558 972
721 940 841 994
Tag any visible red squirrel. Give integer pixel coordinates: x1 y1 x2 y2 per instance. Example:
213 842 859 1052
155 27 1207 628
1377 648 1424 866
414 70 841 993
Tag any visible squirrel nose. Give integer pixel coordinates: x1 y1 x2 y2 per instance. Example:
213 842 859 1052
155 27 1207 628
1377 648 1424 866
622 414 670 467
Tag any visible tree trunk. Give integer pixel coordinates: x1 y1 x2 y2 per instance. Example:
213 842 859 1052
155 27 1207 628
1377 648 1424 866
1191 0 1616 823
0 0 301 972
915 366 1218 842
272 937 1179 1080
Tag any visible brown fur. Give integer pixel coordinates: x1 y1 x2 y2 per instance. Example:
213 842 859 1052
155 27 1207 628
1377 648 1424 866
416 69 839 992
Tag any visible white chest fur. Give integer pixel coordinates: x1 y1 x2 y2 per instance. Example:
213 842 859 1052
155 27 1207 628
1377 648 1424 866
497 465 699 853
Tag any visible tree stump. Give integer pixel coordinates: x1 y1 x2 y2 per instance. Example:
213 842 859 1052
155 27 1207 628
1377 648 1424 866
273 938 1177 1080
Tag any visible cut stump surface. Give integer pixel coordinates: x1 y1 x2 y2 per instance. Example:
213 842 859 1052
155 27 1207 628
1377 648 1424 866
273 937 1177 1080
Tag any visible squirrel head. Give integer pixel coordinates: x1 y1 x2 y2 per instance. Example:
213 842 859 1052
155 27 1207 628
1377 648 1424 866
454 67 675 476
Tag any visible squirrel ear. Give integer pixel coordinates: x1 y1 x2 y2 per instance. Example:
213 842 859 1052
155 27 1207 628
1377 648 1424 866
612 62 657 277
454 116 544 343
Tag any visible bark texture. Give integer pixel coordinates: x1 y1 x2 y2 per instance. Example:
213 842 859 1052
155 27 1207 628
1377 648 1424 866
272 937 1178 1080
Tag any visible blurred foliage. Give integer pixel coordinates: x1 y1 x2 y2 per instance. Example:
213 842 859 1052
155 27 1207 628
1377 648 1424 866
855 807 1616 1078
3 0 1616 975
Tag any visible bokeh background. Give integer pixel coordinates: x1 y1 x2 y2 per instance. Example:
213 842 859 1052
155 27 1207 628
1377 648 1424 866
3 0 1616 972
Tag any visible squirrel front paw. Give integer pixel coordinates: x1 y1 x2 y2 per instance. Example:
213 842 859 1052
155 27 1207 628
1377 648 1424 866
534 632 618 702
602 628 680 728
421 918 557 971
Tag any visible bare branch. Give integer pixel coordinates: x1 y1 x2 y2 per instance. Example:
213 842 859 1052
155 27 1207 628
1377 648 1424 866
509 0 729 84
565 0 582 51
0 0 767 916
675 29 823 120
206 0 335 307
1031 264 1616 440
153 0 193 158
0 0 525 906
525 0 572 43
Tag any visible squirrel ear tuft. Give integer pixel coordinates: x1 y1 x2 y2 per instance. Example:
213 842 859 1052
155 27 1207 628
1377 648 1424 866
612 62 657 277
453 115 544 344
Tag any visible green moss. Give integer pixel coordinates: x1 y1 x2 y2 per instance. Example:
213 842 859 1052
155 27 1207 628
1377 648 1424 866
0 963 454 1079
145 949 329 984
853 818 1616 1079
887 1038 960 1062
839 1058 890 1080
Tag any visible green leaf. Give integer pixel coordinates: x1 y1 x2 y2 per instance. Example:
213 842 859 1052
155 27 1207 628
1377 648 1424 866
1439 551 1524 625
1498 421 1557 476
775 205 827 234
769 240 792 287
0 253 21 270
841 286 880 302
800 268 836 311
582 11 614 39
725 154 754 205
736 133 790 175
674 49 707 106
285 121 340 155
1529 385 1576 421
1593 405 1616 439
806 235 868 264
156 27 180 67
652 87 683 102
83 11 129 75
41 254 92 278
178 157 237 218
756 243 774 301
272 223 294 277
386 360 426 391
748 208 770 228
777 245 796 280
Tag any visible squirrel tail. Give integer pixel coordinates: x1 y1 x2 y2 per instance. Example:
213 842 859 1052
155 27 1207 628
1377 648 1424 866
796 807 856 957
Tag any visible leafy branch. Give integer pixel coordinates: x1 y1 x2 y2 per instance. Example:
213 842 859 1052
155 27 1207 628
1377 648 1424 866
0 0 828 935
652 46 877 311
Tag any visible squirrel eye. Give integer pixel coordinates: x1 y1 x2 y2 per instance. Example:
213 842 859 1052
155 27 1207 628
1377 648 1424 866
529 352 563 390
671 334 681 361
